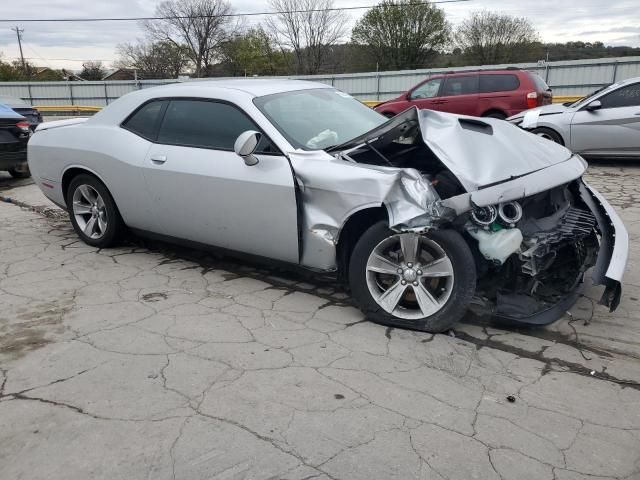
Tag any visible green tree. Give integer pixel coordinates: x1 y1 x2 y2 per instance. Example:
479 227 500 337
352 0 451 71
455 11 539 65
80 61 107 80
219 28 288 76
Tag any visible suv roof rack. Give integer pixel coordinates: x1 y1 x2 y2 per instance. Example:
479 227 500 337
440 67 522 75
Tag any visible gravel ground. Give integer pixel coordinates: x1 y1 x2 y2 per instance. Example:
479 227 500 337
0 163 639 480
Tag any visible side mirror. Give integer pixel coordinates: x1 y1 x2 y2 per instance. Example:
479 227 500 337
585 100 602 112
234 130 261 166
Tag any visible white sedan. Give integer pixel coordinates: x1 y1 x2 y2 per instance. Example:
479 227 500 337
509 76 640 160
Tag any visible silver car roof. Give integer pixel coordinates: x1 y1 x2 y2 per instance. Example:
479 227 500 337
89 79 333 126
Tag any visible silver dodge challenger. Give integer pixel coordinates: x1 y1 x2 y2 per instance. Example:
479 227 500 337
28 80 628 332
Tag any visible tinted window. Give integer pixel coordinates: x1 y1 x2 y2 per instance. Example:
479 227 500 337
157 100 277 153
410 78 442 99
441 75 479 96
123 100 165 140
529 73 549 92
599 83 640 109
479 74 520 93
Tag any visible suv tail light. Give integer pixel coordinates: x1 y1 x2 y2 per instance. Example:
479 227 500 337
526 92 539 109
16 121 31 132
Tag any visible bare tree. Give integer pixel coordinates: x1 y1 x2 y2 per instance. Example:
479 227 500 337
352 0 450 70
116 40 192 78
455 11 539 65
143 0 235 77
266 0 348 74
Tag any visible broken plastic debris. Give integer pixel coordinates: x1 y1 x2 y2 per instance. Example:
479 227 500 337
506 395 516 403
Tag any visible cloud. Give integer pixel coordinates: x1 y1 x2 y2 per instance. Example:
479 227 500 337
0 0 638 70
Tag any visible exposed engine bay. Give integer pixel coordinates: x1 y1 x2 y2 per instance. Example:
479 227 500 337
464 183 598 322
339 111 605 324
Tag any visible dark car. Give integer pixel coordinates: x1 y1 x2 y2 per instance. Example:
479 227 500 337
374 69 552 119
0 102 32 178
0 95 43 130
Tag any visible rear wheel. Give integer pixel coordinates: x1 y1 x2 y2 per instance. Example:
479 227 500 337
348 222 476 333
66 174 125 248
8 165 30 179
532 127 563 144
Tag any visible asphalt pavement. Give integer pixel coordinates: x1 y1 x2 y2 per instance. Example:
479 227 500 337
0 165 639 480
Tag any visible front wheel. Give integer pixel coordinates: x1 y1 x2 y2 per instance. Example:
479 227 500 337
531 127 563 144
348 223 476 333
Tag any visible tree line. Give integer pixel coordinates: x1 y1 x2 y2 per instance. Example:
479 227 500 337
2 0 639 81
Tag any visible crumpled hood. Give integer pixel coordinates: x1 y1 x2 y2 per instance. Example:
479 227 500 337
330 107 576 193
418 109 573 191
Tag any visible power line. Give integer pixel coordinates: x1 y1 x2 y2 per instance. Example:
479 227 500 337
0 0 472 23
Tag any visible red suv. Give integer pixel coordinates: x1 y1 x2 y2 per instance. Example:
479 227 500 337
374 69 552 119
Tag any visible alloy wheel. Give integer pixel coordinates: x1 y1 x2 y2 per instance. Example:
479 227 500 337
72 184 108 239
365 233 455 320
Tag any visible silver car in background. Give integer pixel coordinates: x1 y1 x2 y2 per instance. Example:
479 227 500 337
28 80 628 333
509 76 640 159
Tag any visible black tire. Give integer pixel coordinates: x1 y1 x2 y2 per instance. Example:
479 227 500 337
531 127 563 145
483 112 506 120
66 174 125 248
348 222 476 333
8 166 30 179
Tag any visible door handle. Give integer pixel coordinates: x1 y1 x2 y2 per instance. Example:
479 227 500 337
150 155 167 164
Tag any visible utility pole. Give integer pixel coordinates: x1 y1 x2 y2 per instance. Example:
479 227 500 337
12 26 27 73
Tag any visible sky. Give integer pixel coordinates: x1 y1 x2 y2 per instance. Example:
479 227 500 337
0 0 638 70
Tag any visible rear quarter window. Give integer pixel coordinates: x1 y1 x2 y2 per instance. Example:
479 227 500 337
479 74 520 93
122 100 165 140
528 73 549 92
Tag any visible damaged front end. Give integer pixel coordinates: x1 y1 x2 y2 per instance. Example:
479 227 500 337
461 180 624 325
292 106 627 326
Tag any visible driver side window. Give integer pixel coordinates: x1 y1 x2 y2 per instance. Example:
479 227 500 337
599 83 640 109
156 99 279 154
410 78 442 100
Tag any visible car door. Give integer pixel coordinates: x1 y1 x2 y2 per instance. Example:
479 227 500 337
407 77 445 111
436 75 480 116
141 98 300 263
570 81 640 158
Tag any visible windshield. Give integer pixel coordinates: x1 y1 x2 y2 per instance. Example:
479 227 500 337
254 88 387 150
570 83 616 107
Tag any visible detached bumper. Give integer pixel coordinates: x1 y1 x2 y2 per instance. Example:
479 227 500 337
579 181 628 311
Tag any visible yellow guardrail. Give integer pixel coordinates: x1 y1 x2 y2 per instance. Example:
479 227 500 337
363 96 582 108
35 96 583 115
35 105 102 113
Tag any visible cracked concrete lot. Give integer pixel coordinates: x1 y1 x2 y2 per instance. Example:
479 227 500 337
0 164 639 480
